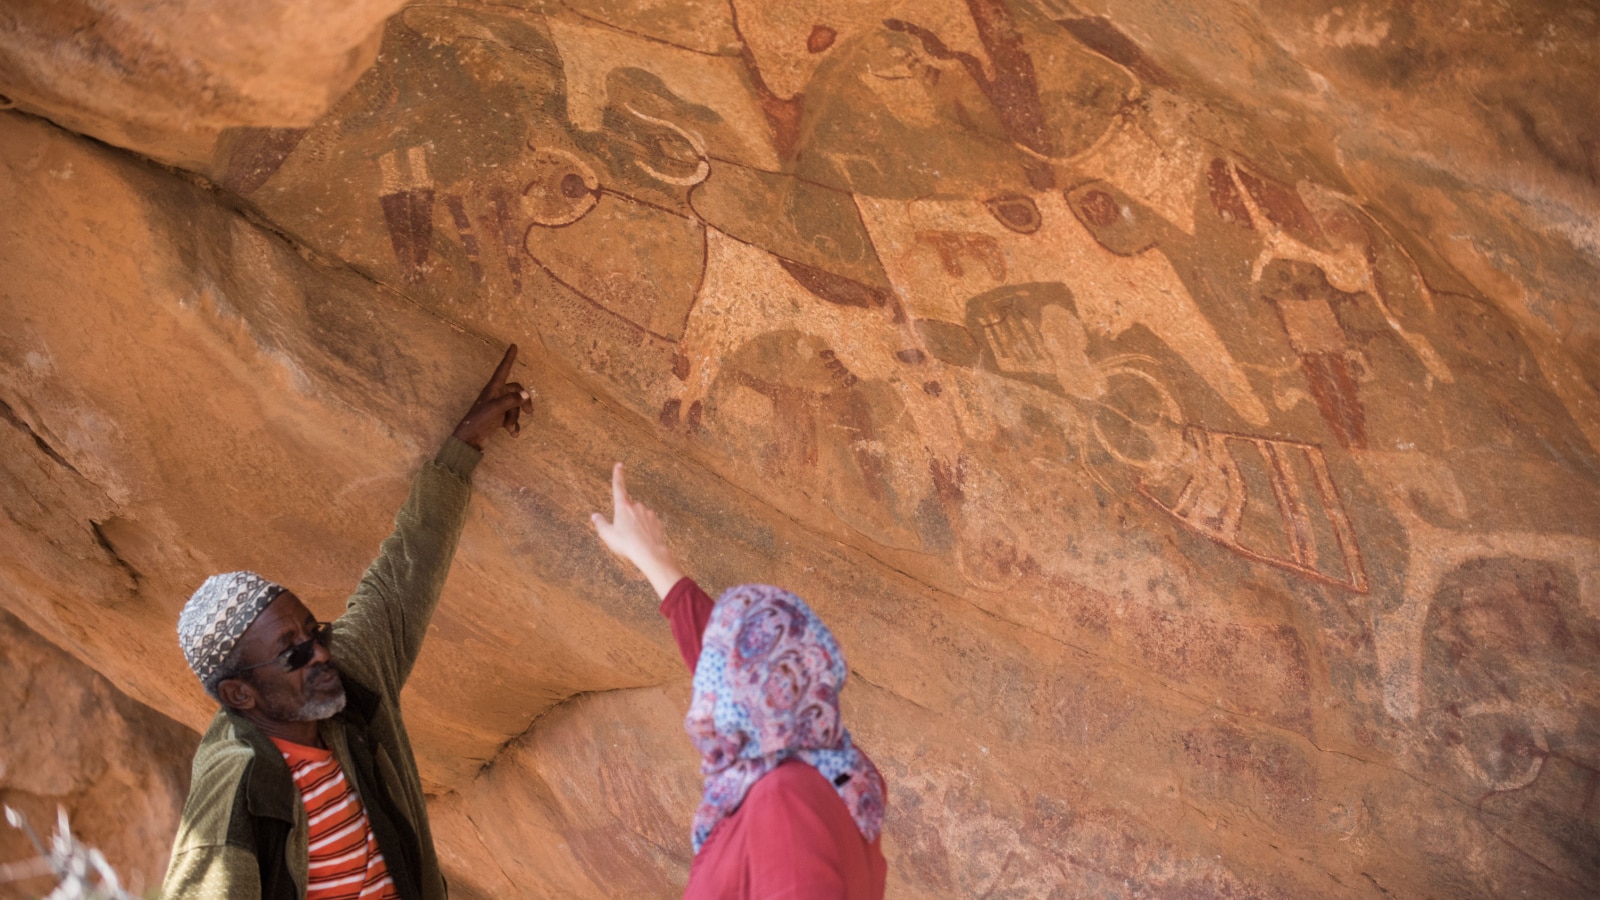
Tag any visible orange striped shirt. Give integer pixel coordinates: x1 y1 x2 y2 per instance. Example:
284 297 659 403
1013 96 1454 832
272 738 401 900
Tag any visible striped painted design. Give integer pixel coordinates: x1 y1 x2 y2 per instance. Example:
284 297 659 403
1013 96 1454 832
272 739 401 900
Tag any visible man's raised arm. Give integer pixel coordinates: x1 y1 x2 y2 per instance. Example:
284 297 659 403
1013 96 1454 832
332 344 532 697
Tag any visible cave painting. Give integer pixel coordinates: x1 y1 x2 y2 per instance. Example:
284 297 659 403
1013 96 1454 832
1140 429 1368 593
855 191 1271 429
211 0 1600 748
1219 158 1455 386
1260 260 1368 450
378 146 436 283
1415 553 1600 888
1353 451 1600 721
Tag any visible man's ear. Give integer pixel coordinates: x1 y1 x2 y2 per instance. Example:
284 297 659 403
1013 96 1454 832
217 676 257 711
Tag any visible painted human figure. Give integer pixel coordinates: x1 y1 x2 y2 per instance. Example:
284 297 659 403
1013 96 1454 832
1258 259 1368 450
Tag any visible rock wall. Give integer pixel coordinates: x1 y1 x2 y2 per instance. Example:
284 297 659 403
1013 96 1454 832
1 0 1596 897
0 609 196 896
0 0 410 166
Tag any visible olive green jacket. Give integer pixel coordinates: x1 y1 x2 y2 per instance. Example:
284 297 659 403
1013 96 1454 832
162 438 481 900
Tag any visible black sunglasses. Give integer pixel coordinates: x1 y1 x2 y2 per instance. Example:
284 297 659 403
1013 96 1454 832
236 621 334 674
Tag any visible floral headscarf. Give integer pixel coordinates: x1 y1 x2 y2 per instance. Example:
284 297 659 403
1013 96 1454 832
686 583 886 853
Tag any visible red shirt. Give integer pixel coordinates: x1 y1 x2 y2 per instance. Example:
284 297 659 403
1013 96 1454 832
662 578 888 900
269 738 400 899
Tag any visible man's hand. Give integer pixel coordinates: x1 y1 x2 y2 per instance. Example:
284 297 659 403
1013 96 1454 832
592 462 687 599
453 344 535 451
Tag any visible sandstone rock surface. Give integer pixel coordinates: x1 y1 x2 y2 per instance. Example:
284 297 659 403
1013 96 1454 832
1 0 1597 897
0 609 196 896
0 0 409 165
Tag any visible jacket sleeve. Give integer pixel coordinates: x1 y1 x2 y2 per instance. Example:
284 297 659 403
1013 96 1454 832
659 577 716 674
161 737 269 900
331 437 480 699
161 843 263 899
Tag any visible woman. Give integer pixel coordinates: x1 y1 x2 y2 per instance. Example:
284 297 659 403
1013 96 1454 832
592 463 888 899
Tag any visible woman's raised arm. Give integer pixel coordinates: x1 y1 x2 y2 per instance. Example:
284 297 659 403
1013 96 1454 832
591 462 687 599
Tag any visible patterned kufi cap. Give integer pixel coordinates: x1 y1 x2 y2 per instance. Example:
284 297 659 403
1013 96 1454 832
178 571 287 697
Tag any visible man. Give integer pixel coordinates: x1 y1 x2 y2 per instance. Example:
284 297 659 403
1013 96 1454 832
162 345 533 900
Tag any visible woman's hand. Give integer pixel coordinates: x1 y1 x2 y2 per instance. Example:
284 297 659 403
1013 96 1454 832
592 462 687 599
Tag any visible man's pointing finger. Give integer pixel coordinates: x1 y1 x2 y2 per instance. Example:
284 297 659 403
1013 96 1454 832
480 343 518 402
